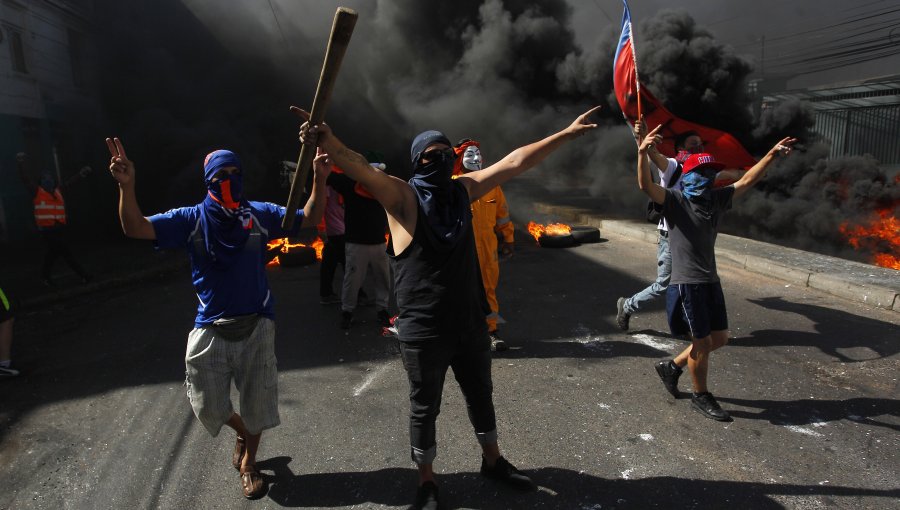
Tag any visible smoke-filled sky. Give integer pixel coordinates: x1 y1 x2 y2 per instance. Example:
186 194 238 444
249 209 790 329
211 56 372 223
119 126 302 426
94 0 898 263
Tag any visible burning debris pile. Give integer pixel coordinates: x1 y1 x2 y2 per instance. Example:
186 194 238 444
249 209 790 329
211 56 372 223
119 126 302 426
837 174 900 270
725 147 900 270
526 221 600 248
266 237 324 268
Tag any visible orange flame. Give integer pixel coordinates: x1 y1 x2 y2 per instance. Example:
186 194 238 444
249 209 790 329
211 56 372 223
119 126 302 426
526 221 572 242
839 208 900 270
266 237 324 267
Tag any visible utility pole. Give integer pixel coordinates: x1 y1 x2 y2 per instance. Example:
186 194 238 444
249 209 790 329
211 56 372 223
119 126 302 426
760 35 765 78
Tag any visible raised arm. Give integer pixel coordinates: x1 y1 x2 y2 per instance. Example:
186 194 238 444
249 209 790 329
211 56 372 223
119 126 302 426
458 106 601 201
633 117 669 172
299 148 332 228
291 106 413 221
61 165 92 190
732 137 796 199
106 137 155 240
638 125 667 205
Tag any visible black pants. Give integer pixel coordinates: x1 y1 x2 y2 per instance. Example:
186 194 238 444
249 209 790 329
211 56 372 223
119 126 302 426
41 229 88 281
399 327 496 464
319 234 345 297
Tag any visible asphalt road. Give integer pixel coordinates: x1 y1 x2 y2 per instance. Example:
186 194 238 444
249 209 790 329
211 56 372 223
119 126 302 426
1 230 898 510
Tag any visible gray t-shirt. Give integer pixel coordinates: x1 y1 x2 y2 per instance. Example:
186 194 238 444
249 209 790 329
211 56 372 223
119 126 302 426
663 186 735 284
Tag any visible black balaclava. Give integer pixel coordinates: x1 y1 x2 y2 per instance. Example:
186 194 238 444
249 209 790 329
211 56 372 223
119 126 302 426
408 130 471 250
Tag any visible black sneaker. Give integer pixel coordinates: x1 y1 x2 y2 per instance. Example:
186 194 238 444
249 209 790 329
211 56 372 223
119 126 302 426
320 294 341 305
340 311 353 330
654 360 683 398
480 456 535 491
412 481 439 510
488 331 508 352
0 365 20 378
616 297 631 331
377 309 391 328
691 392 732 421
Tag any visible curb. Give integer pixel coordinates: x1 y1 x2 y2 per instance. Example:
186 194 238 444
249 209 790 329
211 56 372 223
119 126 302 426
532 202 900 313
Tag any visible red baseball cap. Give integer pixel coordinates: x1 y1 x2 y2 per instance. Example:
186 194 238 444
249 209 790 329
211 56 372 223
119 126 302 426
681 153 725 174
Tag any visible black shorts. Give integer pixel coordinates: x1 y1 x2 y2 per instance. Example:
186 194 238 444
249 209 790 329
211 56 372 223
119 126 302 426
0 286 15 323
666 282 728 339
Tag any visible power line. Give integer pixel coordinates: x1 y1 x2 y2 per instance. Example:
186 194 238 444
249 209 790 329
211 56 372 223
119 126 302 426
739 16 900 53
733 7 900 49
840 0 892 13
780 48 900 76
766 33 900 64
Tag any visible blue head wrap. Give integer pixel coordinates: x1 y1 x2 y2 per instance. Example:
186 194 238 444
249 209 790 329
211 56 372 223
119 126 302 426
199 150 252 268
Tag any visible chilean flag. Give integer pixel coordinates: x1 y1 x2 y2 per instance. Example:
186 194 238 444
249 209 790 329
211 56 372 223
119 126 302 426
613 1 756 170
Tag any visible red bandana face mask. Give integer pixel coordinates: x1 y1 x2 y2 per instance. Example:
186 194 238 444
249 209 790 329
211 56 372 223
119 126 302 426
208 173 243 209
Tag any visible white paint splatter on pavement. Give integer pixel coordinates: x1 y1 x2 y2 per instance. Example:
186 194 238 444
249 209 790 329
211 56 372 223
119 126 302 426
631 334 678 352
785 425 824 437
573 324 613 353
353 362 393 397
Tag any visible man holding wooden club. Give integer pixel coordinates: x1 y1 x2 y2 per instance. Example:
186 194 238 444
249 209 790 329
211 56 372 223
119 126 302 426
293 105 600 509
106 137 330 499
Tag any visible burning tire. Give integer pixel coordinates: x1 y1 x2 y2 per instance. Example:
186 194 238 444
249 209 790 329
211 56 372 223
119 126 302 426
278 247 317 267
538 232 577 248
570 225 601 244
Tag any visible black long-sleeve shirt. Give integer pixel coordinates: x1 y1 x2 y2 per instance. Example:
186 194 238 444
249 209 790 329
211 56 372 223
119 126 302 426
326 173 388 245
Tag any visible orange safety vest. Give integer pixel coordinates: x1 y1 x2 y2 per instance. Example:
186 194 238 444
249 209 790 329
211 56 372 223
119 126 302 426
33 187 67 229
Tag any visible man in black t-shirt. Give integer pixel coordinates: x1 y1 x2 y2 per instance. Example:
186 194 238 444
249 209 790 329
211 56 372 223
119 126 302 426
637 124 796 421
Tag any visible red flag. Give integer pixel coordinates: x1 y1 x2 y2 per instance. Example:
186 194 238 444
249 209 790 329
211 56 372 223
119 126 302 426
613 1 756 170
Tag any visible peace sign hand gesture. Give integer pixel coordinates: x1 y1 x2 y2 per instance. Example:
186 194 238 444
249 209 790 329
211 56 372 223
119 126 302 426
106 137 135 187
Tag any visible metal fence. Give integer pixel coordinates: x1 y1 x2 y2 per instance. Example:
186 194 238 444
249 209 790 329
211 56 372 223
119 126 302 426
814 104 900 165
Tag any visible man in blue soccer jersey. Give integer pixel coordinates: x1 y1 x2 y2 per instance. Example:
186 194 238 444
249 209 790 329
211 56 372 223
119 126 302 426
106 137 330 498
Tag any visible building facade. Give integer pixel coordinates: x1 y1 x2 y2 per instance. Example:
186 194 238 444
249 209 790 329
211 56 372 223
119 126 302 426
0 0 99 243
761 76 900 169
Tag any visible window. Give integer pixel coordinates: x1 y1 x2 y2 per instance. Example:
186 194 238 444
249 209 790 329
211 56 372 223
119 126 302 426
6 26 28 74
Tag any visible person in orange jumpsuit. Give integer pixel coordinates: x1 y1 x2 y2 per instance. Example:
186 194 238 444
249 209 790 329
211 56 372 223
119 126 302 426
453 139 514 352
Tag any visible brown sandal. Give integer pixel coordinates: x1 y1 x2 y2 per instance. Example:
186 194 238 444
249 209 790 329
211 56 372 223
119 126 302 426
240 464 265 499
232 435 246 471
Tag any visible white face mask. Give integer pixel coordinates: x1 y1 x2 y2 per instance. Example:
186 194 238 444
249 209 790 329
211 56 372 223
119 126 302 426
462 146 482 171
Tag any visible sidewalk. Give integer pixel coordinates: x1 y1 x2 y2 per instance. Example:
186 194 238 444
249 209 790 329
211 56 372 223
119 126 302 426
1 236 187 310
529 200 900 313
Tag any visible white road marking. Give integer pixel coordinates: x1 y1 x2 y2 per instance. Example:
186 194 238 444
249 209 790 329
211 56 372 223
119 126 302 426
639 434 654 441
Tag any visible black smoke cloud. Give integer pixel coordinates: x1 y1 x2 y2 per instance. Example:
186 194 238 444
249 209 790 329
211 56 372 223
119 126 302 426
90 0 896 264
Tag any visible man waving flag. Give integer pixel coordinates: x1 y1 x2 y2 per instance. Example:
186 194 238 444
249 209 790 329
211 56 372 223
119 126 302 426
613 0 757 170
